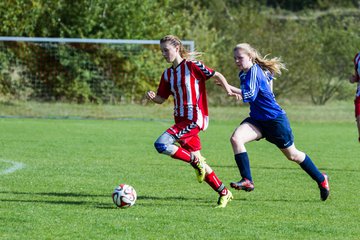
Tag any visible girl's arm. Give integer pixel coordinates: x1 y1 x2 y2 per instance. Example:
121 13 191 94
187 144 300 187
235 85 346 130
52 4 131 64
212 72 242 100
146 91 166 104
228 84 242 95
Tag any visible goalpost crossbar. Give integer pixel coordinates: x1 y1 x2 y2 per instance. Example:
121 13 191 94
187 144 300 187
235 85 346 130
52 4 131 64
0 37 195 52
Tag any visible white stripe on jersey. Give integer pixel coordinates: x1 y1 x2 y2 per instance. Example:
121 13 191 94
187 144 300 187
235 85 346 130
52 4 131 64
184 63 193 119
243 67 257 99
164 70 168 81
194 78 203 127
169 69 178 116
176 68 184 116
195 79 200 102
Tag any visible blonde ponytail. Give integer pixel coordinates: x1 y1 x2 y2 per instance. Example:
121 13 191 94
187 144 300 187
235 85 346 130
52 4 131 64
234 43 287 76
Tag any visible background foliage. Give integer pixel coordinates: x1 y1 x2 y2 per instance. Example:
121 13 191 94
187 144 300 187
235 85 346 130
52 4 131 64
0 0 359 104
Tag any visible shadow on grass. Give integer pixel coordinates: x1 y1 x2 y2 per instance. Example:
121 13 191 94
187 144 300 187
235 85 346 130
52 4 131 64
0 190 219 209
0 191 108 206
0 198 90 205
206 164 359 172
0 191 208 208
95 195 213 209
0 191 108 197
0 190 319 209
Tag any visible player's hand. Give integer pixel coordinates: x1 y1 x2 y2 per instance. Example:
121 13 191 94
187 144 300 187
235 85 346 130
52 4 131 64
234 93 243 101
228 92 242 101
146 91 156 101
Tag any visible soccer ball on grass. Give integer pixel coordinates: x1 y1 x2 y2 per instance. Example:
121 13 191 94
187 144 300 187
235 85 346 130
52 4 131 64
112 184 137 208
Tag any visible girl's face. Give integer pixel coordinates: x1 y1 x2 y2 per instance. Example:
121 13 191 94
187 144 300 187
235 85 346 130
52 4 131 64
160 42 179 63
233 49 253 71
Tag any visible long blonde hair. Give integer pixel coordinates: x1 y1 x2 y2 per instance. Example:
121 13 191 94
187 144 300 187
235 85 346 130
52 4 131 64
160 35 201 61
234 43 287 76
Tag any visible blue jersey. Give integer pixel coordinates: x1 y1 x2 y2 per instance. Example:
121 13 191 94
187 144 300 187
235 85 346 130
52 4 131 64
239 64 285 120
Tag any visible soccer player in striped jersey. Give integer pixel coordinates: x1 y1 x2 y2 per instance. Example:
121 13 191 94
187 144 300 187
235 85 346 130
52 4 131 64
146 35 234 208
219 43 329 201
350 51 360 143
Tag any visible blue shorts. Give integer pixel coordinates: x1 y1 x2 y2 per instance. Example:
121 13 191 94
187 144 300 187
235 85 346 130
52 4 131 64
241 114 294 149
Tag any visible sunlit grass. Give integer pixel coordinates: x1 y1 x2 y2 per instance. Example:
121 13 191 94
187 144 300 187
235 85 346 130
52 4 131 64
0 104 359 239
0 108 360 239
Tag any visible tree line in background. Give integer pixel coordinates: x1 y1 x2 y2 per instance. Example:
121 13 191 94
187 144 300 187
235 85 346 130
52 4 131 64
0 0 359 105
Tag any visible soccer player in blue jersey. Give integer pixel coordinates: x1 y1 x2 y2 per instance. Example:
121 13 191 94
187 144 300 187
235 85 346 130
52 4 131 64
222 43 330 201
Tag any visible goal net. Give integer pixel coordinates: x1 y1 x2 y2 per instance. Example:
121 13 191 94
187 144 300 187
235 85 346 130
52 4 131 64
0 37 194 104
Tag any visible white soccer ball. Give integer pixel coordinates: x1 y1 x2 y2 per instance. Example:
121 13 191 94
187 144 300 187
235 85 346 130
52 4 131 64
112 184 137 208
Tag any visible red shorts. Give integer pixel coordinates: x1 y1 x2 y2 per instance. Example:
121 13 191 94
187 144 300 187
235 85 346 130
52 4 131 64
355 97 360 117
166 117 201 152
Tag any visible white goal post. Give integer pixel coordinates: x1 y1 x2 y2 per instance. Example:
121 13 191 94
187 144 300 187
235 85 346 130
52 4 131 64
0 37 195 52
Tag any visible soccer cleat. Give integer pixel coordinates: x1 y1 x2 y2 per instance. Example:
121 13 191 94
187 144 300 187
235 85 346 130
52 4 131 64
230 178 254 192
319 173 330 201
190 154 206 183
191 152 207 164
216 190 233 208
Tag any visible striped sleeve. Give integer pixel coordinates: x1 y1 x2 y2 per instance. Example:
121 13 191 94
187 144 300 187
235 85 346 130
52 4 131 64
192 61 215 80
264 69 274 82
242 66 258 102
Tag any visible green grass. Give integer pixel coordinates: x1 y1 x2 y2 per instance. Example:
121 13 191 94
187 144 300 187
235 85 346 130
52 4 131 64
0 103 359 239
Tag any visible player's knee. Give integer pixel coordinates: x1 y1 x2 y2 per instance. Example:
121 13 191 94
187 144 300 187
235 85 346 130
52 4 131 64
230 135 244 146
286 153 301 163
286 154 296 161
154 142 167 153
230 135 236 145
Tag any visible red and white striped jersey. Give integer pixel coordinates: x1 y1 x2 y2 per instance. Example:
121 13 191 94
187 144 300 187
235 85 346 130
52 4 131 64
354 52 360 97
156 60 215 130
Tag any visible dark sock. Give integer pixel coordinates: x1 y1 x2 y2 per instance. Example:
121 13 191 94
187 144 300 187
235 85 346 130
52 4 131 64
234 152 253 182
299 155 325 184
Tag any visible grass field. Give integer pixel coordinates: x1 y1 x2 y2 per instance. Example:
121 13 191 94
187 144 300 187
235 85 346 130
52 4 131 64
0 102 359 239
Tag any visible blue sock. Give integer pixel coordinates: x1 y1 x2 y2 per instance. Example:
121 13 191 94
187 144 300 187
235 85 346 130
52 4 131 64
234 152 252 182
299 155 325 184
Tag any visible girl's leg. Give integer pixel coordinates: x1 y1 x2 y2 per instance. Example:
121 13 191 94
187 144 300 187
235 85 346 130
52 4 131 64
154 120 201 164
154 131 205 182
192 151 233 208
231 122 262 154
154 122 233 207
230 122 262 191
280 144 323 182
154 132 181 158
280 144 329 201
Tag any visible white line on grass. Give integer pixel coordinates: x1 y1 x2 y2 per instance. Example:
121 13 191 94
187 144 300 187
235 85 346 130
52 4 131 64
0 159 25 175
